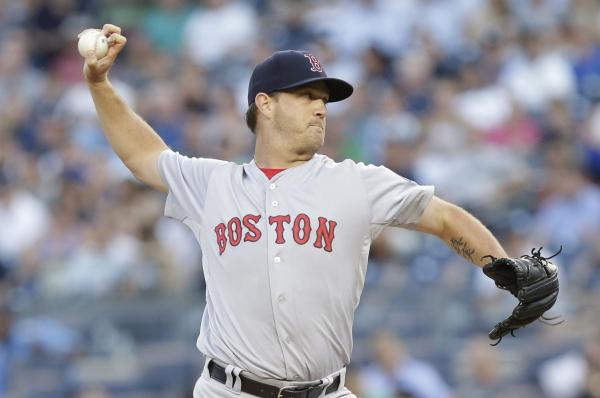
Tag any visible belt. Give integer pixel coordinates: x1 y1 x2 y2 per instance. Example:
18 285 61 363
207 360 341 398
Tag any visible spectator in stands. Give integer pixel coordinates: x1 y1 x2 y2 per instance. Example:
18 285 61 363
529 142 600 276
0 165 49 268
0 304 28 396
141 0 191 56
538 329 600 398
359 330 453 398
182 0 258 68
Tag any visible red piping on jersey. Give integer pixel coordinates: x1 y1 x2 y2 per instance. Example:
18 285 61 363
260 168 286 179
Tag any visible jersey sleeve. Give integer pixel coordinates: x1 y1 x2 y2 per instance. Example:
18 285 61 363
157 150 228 224
358 162 434 228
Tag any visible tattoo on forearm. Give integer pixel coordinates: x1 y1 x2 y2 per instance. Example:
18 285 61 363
450 236 475 261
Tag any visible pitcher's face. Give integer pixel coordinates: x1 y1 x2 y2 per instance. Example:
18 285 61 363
271 82 329 156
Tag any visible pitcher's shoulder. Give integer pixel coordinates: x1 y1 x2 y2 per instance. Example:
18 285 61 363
315 154 367 171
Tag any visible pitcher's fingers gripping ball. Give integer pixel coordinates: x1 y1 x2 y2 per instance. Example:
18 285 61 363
78 29 108 59
482 247 563 345
78 25 127 84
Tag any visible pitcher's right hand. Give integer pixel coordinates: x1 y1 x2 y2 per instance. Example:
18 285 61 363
80 24 127 84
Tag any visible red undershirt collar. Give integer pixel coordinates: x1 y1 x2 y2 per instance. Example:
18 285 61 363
260 168 286 180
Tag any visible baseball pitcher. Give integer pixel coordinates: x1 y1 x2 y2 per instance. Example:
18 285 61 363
81 24 561 398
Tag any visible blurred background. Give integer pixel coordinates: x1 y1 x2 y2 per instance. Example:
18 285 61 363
1 0 600 397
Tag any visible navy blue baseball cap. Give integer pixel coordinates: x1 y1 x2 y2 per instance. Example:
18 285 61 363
247 50 354 106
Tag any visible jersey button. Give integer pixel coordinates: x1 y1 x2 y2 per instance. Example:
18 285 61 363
269 183 276 190
278 294 286 302
274 256 281 263
271 200 278 207
285 336 292 344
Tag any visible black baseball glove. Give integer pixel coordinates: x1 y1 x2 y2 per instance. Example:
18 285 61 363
482 247 563 345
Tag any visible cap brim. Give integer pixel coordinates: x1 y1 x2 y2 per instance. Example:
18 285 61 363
275 77 354 103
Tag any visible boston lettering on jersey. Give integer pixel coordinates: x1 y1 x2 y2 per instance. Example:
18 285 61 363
214 214 337 255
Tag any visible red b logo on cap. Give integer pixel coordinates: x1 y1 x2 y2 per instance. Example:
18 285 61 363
303 53 323 72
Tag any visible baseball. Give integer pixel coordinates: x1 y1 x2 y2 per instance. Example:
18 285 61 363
77 29 108 59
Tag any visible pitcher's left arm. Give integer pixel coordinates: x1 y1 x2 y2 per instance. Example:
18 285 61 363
410 196 507 267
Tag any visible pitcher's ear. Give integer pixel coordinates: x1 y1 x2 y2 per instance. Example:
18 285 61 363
255 92 274 117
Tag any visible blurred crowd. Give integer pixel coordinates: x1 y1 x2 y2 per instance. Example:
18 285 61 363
1 0 600 397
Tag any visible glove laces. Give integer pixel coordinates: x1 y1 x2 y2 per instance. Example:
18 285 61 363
521 245 562 264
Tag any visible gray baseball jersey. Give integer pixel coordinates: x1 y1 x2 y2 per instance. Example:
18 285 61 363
157 150 434 382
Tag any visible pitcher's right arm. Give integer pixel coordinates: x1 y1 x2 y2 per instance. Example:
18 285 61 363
82 24 169 192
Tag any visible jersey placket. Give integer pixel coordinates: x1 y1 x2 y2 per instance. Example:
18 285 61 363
264 178 297 380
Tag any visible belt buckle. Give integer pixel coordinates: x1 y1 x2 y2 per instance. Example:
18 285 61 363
277 383 322 398
277 384 302 398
